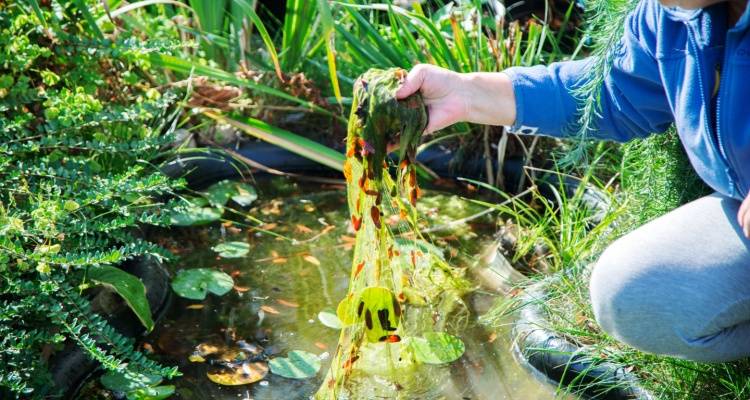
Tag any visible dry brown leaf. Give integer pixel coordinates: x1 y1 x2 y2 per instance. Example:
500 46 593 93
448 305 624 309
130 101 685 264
303 254 321 266
186 304 205 310
206 362 268 386
487 332 498 343
260 305 280 315
314 342 328 350
271 257 288 264
276 299 299 308
296 224 314 234
234 285 250 293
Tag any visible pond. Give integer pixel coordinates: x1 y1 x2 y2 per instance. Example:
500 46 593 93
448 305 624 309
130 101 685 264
137 185 568 400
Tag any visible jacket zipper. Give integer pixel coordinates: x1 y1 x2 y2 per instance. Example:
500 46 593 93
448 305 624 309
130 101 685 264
687 23 740 196
715 34 745 196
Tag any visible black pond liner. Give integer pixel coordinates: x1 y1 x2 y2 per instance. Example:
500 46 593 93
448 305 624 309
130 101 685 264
49 256 172 399
512 278 655 400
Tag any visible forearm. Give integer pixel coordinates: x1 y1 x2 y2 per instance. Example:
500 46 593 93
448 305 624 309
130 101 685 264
460 72 516 127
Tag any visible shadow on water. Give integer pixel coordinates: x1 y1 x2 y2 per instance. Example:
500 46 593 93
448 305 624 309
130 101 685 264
144 188 572 400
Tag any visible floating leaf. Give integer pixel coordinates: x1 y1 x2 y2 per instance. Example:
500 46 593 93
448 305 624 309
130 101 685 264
231 183 258 207
318 311 342 330
212 241 250 258
260 305 280 314
89 265 154 331
409 332 465 364
203 180 236 207
207 361 268 386
171 268 234 300
170 205 223 226
126 385 175 400
302 254 320 266
202 180 258 207
100 370 161 392
269 350 321 379
277 299 299 308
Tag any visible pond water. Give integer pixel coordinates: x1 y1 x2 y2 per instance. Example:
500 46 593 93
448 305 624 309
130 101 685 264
142 187 568 400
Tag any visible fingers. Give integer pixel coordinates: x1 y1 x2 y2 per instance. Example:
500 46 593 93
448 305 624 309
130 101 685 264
395 64 428 99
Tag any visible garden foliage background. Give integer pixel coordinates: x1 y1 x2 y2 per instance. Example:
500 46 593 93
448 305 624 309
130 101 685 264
0 0 731 399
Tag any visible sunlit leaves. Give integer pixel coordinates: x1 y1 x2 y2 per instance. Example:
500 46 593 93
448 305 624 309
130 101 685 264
171 268 234 300
268 350 321 379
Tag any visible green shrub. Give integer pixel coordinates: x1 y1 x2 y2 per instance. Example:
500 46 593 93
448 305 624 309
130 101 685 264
0 1 183 397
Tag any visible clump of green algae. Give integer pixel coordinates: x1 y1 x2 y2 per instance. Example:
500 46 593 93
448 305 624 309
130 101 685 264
315 68 472 399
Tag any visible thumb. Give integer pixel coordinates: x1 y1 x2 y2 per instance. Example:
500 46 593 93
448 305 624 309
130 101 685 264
424 105 453 134
395 65 427 99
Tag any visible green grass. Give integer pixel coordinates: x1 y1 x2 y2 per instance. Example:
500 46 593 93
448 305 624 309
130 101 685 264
480 131 749 400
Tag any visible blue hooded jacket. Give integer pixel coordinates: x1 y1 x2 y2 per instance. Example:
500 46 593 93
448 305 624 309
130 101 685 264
504 0 750 200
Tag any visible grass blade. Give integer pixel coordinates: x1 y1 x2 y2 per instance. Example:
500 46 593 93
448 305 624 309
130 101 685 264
234 0 284 80
203 111 345 172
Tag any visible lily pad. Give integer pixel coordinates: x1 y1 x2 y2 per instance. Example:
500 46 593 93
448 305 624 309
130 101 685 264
100 370 161 392
409 332 465 364
169 205 223 226
211 241 250 258
126 385 175 400
318 311 342 330
171 268 234 300
206 361 268 386
231 183 258 207
203 180 257 207
269 350 321 379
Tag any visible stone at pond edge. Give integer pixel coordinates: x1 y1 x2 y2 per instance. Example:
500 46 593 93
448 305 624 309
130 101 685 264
206 361 269 386
171 268 234 300
269 350 321 379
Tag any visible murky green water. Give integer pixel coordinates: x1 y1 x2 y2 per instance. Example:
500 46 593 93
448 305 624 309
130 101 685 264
145 189 566 400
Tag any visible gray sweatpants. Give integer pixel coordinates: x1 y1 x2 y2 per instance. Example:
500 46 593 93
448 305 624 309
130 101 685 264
590 193 750 362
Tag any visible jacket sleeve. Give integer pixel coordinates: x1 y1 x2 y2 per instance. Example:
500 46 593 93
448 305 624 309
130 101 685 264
503 0 674 142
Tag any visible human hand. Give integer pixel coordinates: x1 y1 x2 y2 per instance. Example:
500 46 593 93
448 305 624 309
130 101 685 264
395 64 516 134
738 192 750 238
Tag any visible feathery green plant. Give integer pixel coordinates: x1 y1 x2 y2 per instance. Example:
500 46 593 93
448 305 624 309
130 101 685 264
565 0 638 164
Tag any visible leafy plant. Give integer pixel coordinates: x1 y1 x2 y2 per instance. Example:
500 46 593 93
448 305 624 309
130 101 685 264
0 1 183 397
